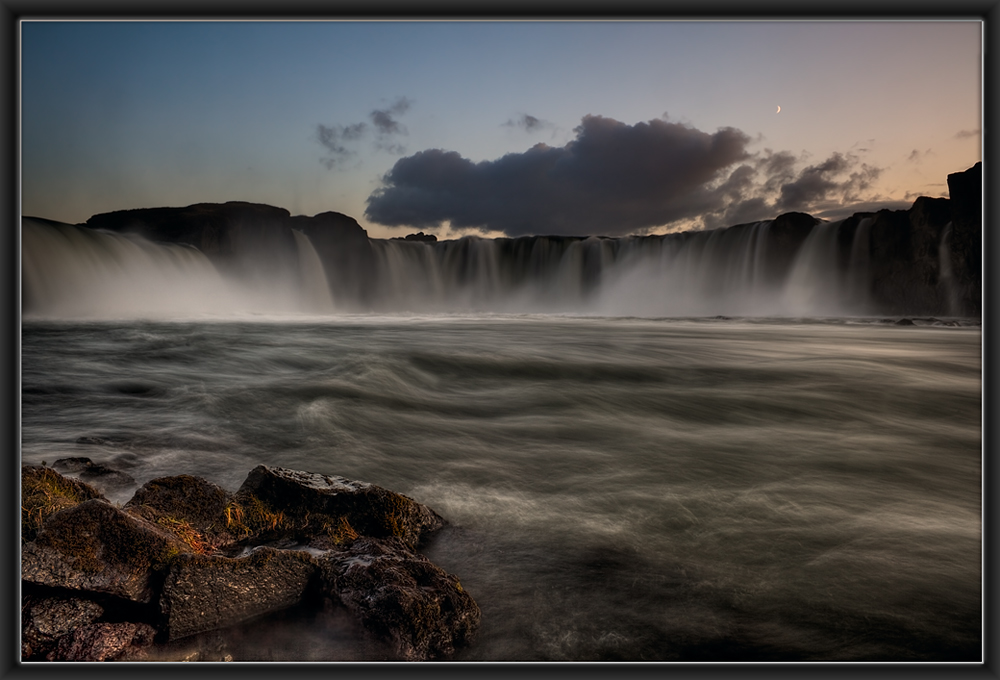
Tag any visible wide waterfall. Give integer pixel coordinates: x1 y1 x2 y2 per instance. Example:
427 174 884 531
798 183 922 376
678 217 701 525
22 214 893 320
22 218 342 318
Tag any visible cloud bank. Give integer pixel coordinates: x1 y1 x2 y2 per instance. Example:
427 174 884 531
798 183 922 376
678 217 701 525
365 115 886 236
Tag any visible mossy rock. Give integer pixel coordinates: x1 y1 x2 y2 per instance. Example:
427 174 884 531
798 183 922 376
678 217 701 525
125 475 235 553
125 475 232 529
22 499 191 603
22 466 105 544
232 466 445 549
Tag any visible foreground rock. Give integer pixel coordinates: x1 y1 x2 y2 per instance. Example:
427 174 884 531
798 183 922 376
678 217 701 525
160 547 316 640
319 537 481 661
22 594 104 660
22 498 190 603
21 464 478 661
232 465 446 549
21 466 104 543
48 622 157 662
124 474 234 551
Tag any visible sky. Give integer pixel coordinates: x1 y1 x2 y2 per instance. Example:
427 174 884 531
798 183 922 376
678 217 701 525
21 20 982 239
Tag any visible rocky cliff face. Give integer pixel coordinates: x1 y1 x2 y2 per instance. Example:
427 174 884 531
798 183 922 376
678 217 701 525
290 211 376 308
946 162 982 317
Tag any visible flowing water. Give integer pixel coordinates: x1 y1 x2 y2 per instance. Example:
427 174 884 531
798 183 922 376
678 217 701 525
20 316 982 661
20 214 982 661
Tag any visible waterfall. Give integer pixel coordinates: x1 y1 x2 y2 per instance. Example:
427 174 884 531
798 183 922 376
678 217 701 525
22 219 233 319
22 219 338 319
781 220 847 316
845 217 873 313
22 215 894 319
291 229 335 313
939 222 960 317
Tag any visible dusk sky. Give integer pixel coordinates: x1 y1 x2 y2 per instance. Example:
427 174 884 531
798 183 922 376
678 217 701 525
21 20 982 239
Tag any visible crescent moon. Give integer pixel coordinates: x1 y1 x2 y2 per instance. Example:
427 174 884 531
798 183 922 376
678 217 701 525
776 105 781 113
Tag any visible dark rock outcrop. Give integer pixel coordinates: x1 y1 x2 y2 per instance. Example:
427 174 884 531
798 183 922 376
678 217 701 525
22 594 104 660
47 622 157 661
392 232 438 242
85 202 297 281
51 457 137 496
159 547 317 641
21 464 479 662
233 465 445 550
762 212 822 285
21 465 104 544
125 475 233 538
318 537 481 661
84 202 375 309
291 211 375 308
22 498 191 603
945 162 981 317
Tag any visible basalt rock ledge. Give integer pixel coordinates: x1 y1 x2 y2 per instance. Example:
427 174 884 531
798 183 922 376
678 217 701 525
21 464 479 662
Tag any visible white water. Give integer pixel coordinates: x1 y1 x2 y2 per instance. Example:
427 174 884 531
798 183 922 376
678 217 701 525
23 219 331 319
23 217 888 320
291 229 335 313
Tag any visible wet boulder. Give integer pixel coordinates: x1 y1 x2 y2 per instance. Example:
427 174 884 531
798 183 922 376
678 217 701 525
46 622 157 661
21 465 481 661
52 457 137 496
231 465 445 549
22 498 190 603
159 546 318 641
21 465 105 543
125 474 235 550
21 594 104 660
318 537 481 661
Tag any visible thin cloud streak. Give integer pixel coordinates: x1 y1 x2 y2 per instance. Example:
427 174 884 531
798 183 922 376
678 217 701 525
503 113 554 133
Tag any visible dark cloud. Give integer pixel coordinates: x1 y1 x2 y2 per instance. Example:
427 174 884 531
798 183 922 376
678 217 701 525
756 150 798 194
370 97 412 136
774 153 851 212
365 114 886 236
954 129 979 139
503 114 553 133
367 115 751 236
341 122 368 140
317 123 368 169
318 97 412 169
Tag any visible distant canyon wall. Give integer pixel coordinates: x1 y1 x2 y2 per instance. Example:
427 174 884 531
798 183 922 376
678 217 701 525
24 163 981 318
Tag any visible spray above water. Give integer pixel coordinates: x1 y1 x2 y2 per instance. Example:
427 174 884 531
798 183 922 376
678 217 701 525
19 212 948 320
22 219 332 319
